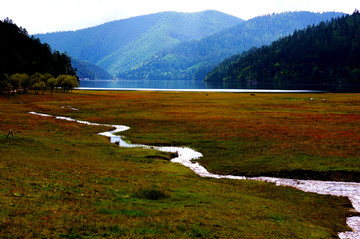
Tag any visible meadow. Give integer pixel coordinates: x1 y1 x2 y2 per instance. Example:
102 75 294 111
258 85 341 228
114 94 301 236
1 91 359 238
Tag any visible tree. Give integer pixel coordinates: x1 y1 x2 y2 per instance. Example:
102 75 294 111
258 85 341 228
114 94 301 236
9 73 27 95
0 73 9 95
56 75 79 92
29 73 43 94
46 77 57 94
32 81 46 95
350 68 360 84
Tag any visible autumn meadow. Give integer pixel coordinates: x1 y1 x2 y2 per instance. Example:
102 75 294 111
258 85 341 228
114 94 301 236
1 91 359 238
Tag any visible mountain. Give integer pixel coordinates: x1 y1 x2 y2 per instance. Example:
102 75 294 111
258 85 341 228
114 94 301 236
119 11 346 81
71 58 112 79
0 18 76 78
205 11 360 91
35 11 243 77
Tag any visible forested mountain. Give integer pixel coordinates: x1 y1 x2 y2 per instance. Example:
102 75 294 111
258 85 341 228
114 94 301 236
205 11 360 91
35 11 243 77
0 18 76 77
71 58 112 80
119 11 345 81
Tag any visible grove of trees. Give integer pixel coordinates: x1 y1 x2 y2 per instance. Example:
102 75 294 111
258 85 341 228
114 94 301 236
0 18 78 96
0 73 79 97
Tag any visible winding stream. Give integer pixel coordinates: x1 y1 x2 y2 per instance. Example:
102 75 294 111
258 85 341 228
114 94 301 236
29 111 360 238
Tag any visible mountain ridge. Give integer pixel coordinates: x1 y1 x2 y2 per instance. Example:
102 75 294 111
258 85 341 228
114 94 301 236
119 11 346 81
205 11 360 91
36 11 243 77
35 11 346 82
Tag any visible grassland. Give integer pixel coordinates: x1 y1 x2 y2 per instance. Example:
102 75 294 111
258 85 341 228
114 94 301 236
1 91 359 238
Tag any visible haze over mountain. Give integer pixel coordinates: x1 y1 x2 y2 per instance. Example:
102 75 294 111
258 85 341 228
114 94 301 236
36 11 243 78
120 11 345 81
36 10 345 81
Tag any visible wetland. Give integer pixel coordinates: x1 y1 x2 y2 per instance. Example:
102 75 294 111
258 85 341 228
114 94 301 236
1 91 360 238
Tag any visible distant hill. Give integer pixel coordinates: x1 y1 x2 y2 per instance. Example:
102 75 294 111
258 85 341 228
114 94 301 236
71 58 112 80
0 18 76 77
119 11 345 81
35 11 243 76
205 11 360 91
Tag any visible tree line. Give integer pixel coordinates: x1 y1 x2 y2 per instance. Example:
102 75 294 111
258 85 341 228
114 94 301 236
0 73 79 97
0 18 78 95
205 11 360 91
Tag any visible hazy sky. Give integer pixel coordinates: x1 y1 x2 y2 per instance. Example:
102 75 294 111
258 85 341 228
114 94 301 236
1 0 359 34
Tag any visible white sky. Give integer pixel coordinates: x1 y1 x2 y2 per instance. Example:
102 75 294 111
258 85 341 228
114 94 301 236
1 0 359 34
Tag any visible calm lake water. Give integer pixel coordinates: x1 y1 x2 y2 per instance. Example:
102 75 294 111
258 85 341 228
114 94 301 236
80 79 210 89
79 79 332 92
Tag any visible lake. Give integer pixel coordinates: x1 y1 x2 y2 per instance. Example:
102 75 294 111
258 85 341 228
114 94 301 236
78 79 330 92
79 79 210 89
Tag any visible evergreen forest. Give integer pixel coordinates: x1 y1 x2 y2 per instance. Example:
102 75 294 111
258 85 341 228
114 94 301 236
205 11 360 91
0 18 78 95
0 18 76 77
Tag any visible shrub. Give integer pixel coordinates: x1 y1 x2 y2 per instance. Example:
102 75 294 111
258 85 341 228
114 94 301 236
134 186 169 200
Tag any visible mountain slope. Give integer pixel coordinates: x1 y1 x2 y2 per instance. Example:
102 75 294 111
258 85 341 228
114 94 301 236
119 11 345 81
205 11 360 91
35 11 243 76
71 58 112 79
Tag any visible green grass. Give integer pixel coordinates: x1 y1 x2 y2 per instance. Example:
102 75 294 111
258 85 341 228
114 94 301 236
0 91 358 238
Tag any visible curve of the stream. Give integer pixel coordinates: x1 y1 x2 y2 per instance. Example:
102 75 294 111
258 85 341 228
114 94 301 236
29 111 360 238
